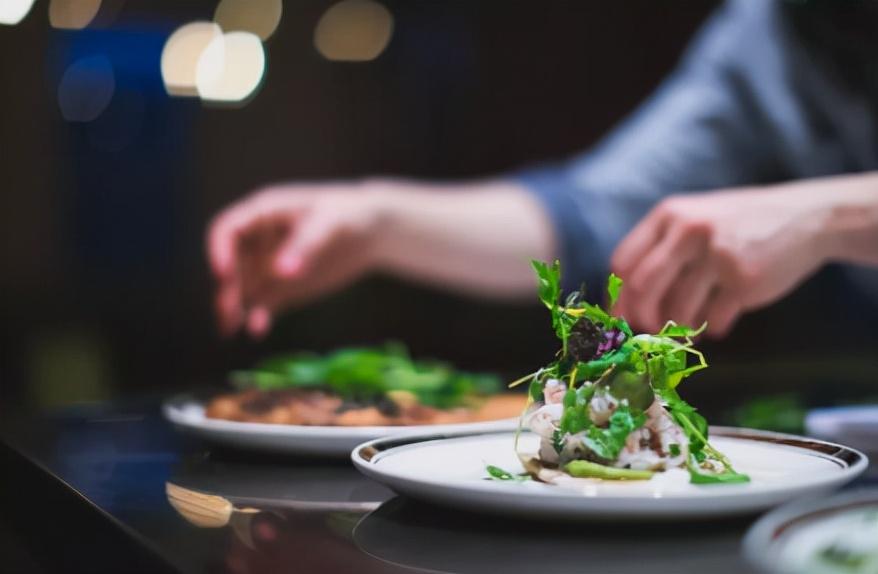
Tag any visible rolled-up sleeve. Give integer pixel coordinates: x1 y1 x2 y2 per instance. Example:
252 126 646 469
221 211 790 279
517 0 789 291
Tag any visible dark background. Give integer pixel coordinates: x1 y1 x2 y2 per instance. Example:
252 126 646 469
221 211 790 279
1 0 875 422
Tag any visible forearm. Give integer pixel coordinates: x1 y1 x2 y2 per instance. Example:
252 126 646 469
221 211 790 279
782 173 878 267
819 175 878 267
367 178 556 298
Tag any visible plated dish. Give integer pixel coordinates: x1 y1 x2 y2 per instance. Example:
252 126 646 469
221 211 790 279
744 489 878 574
512 261 747 485
165 395 521 456
352 428 866 520
164 345 524 456
352 261 868 519
206 344 522 427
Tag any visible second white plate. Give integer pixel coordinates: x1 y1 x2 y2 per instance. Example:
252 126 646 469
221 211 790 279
163 394 520 457
352 428 868 520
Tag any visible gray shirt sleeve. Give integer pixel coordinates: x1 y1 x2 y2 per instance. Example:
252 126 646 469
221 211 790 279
517 0 839 291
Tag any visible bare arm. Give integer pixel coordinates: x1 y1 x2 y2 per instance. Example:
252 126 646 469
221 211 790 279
372 179 555 298
206 178 555 337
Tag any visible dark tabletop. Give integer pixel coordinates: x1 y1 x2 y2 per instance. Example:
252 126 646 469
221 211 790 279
1 399 874 574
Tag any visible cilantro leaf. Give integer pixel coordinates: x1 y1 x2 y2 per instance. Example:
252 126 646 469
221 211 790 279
528 378 544 402
531 259 562 310
583 404 646 460
557 386 596 437
686 457 750 484
485 464 531 482
233 344 500 408
607 273 623 310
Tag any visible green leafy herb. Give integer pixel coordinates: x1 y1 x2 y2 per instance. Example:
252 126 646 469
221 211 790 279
532 260 632 356
583 404 647 461
686 457 751 485
526 377 543 403
606 273 623 310
485 465 531 482
819 545 870 570
232 344 500 408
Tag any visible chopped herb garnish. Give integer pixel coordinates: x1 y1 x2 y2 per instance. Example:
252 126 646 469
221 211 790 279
485 465 531 482
232 344 500 409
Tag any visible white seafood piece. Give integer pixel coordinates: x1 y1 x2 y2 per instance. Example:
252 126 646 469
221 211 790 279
645 400 689 468
542 378 566 405
559 430 589 462
588 392 618 426
616 428 664 470
538 437 560 465
617 447 665 471
525 403 563 439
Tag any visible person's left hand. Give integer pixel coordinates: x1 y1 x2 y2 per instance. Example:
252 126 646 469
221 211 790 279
610 186 831 337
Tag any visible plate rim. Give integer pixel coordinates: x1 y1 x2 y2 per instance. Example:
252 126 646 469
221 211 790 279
162 393 521 438
351 427 869 510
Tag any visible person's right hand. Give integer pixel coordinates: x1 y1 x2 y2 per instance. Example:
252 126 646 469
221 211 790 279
207 182 388 338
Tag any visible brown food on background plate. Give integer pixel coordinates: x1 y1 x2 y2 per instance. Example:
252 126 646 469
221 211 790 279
205 388 526 427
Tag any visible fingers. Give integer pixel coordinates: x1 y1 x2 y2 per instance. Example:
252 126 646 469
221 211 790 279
272 208 339 279
246 306 272 339
626 223 708 332
238 210 340 339
207 191 302 278
215 276 244 337
611 206 669 278
207 190 307 337
662 261 716 328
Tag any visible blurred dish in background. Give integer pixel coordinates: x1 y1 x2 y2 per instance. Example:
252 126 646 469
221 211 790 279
164 395 520 457
206 344 521 427
164 343 524 456
743 489 878 574
807 405 878 459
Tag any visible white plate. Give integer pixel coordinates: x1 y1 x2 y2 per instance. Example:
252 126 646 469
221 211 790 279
743 489 878 574
806 405 878 457
352 427 868 520
163 394 520 457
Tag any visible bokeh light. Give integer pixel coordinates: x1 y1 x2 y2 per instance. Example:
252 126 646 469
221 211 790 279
214 0 282 41
314 0 394 62
161 21 222 97
48 0 103 30
195 31 266 103
57 55 115 122
0 0 36 25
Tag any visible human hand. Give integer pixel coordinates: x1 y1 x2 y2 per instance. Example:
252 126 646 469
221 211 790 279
207 182 388 338
611 186 832 337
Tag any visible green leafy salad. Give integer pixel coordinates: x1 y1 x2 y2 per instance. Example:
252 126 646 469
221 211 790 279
229 343 501 409
510 260 749 484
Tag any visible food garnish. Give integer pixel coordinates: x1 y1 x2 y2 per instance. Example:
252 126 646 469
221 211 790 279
502 260 749 485
207 344 523 427
230 343 500 409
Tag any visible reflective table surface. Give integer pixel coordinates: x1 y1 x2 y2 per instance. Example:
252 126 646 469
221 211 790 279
2 400 874 574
